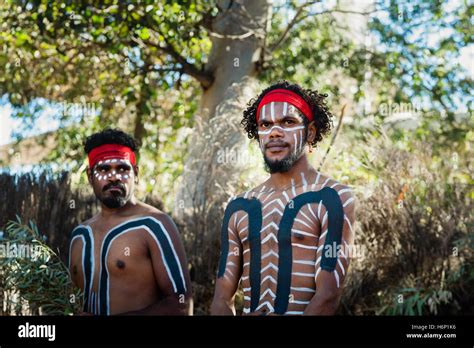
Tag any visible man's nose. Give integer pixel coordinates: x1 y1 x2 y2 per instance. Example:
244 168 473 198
269 126 284 139
107 173 122 181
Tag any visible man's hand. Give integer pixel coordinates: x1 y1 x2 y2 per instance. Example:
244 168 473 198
210 296 235 315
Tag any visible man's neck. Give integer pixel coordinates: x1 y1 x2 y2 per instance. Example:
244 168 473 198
269 155 316 190
100 196 138 219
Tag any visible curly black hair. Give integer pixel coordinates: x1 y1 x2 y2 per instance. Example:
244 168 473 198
241 81 334 147
83 128 140 154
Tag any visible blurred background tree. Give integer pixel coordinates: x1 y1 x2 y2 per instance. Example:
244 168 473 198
0 0 472 314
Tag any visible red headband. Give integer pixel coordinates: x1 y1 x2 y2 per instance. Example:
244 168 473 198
256 89 313 122
88 144 136 169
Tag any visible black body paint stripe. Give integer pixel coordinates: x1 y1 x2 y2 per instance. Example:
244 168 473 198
275 187 344 314
217 198 262 311
99 217 185 315
70 227 92 313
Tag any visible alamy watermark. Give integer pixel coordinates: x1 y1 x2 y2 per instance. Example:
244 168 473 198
60 100 98 118
379 101 423 117
0 242 43 260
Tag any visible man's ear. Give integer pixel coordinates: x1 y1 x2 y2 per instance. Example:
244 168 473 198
134 166 139 183
86 167 93 185
307 121 317 144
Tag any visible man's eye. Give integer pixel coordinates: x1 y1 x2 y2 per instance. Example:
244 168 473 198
285 119 295 125
261 122 270 128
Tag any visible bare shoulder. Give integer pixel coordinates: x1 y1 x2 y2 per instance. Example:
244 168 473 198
69 216 97 252
74 213 100 230
135 202 179 234
233 179 271 199
314 173 355 203
70 215 97 238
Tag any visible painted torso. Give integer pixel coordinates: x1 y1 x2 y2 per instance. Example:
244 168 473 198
69 215 187 315
218 172 354 315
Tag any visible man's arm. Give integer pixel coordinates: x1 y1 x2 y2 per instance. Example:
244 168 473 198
211 206 243 315
68 226 94 315
68 238 83 289
304 188 356 315
122 214 193 315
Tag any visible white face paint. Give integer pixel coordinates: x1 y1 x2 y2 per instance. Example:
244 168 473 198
258 124 305 136
295 127 303 156
258 102 305 153
258 102 306 156
261 104 266 121
259 137 265 151
92 158 134 182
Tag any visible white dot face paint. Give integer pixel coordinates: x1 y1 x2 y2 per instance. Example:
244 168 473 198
93 158 134 182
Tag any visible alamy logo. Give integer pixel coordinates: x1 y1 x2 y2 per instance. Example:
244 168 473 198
18 322 56 341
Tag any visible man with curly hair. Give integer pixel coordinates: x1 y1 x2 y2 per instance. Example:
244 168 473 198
68 128 192 315
211 81 356 315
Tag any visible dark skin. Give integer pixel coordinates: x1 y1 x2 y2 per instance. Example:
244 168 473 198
211 102 355 315
69 158 193 315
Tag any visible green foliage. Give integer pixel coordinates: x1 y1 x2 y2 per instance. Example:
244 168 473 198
383 288 429 316
0 216 83 315
369 0 472 111
0 1 470 195
0 1 472 315
322 122 473 315
0 1 209 201
263 4 363 102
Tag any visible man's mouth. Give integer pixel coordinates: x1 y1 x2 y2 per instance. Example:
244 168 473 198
265 142 289 153
104 186 125 194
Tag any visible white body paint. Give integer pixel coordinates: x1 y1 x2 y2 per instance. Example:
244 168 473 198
71 216 185 315
99 216 186 315
69 225 95 313
233 177 354 314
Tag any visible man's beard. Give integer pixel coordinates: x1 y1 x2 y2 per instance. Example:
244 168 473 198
99 182 129 209
263 144 305 173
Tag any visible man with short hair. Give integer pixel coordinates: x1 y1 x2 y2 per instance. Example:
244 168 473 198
211 81 355 315
69 128 192 315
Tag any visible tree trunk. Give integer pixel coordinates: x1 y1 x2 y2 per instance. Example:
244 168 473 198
175 0 271 287
199 0 269 115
